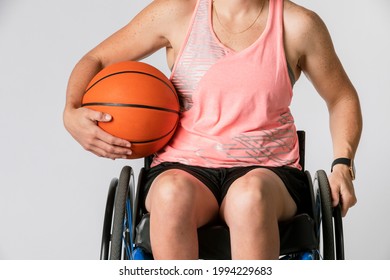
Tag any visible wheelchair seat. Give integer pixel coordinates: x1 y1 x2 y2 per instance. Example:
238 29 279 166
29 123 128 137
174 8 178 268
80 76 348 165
133 211 317 259
100 131 345 260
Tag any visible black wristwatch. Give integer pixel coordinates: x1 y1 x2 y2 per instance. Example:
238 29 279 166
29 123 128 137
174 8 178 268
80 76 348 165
331 158 356 180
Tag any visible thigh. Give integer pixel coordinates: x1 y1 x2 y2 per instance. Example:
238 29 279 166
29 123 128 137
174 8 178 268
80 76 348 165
220 168 297 223
145 168 219 227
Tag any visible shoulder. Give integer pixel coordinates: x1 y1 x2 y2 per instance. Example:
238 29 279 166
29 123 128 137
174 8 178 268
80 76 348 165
283 1 335 63
283 1 331 47
143 0 196 19
136 0 196 35
125 0 197 44
282 1 355 102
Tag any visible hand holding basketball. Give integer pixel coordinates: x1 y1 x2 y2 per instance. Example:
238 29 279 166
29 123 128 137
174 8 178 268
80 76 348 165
82 61 179 159
64 106 133 159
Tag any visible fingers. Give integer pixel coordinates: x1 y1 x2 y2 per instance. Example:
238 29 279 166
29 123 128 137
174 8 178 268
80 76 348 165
89 109 112 123
330 184 341 208
328 170 357 217
339 183 357 217
65 107 133 159
88 129 133 160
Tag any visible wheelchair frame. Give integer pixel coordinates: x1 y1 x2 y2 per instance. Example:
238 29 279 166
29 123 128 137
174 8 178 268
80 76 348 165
100 131 345 260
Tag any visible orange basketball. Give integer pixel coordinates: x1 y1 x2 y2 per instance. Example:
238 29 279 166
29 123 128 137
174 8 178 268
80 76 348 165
82 61 180 159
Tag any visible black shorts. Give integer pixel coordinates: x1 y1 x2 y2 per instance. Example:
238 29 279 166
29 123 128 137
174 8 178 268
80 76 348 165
142 162 313 215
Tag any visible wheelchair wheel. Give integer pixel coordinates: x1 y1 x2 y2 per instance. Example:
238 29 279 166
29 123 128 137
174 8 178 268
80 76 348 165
100 178 118 260
100 166 135 260
333 204 345 259
315 170 334 259
314 170 344 260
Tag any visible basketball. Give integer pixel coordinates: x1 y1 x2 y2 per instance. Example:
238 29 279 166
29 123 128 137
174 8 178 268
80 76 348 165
82 61 180 159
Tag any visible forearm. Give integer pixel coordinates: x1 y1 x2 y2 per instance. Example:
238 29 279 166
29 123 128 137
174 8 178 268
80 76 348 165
64 55 103 112
328 90 363 160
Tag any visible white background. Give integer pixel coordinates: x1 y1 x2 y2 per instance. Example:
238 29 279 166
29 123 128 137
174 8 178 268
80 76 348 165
0 0 389 259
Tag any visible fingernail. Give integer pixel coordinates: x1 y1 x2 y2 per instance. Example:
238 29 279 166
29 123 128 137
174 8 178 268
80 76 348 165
104 114 112 121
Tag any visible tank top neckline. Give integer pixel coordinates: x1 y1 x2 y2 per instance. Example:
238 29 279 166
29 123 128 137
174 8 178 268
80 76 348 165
208 0 274 54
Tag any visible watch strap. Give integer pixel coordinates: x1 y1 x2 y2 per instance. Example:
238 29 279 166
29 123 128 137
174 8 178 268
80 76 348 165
331 157 352 172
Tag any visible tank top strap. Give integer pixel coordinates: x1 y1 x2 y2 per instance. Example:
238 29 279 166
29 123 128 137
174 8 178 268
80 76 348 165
170 0 228 111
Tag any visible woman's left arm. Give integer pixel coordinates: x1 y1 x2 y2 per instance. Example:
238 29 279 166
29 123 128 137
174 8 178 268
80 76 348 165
296 10 363 217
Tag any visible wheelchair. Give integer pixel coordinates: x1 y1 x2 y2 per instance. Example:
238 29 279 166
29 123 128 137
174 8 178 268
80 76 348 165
100 131 345 260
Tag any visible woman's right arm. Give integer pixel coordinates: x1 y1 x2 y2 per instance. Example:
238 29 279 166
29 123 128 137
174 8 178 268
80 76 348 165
63 55 134 159
63 0 183 159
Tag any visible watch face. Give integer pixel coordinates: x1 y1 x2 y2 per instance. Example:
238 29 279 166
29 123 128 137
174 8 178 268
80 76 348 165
350 160 356 180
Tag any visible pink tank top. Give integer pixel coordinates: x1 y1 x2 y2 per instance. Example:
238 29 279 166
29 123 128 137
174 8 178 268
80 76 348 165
152 0 301 169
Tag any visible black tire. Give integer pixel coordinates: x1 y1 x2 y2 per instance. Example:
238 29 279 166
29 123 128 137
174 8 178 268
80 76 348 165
129 168 137 243
100 178 118 260
333 204 345 259
110 166 133 260
304 171 321 260
315 170 335 260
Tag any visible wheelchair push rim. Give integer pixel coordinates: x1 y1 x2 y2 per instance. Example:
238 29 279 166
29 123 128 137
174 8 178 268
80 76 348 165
314 170 345 260
100 166 135 260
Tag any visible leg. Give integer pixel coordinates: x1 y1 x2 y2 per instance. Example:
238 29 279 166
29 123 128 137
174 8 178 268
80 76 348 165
220 168 297 259
145 169 219 259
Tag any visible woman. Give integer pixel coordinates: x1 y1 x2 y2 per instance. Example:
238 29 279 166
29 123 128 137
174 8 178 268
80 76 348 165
64 0 362 259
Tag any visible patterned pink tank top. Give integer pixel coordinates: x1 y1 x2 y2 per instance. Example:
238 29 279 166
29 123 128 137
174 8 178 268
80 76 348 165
152 0 301 169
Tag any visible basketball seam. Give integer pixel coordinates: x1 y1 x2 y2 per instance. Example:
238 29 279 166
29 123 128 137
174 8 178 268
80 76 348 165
81 102 179 114
130 122 178 144
84 71 177 99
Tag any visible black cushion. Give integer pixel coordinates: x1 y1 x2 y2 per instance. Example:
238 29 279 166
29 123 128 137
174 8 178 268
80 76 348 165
135 213 318 259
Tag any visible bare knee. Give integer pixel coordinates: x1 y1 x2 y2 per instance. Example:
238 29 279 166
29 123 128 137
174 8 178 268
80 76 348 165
225 178 275 224
221 169 297 224
146 170 197 217
146 169 219 227
221 172 283 259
